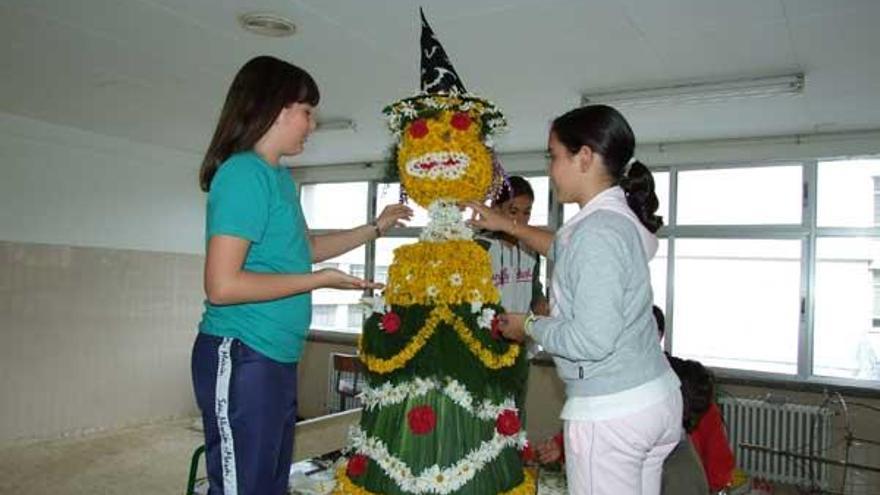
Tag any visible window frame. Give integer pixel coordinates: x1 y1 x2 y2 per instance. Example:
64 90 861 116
295 155 880 391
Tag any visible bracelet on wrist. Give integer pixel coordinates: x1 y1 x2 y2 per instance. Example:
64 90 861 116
508 218 519 236
369 220 382 238
524 311 538 338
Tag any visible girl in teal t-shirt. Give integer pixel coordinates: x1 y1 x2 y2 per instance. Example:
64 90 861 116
191 56 410 495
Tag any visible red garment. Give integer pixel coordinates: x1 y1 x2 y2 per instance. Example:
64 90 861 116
553 431 565 464
688 402 735 491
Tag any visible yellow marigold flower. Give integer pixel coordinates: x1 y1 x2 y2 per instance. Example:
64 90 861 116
386 240 499 306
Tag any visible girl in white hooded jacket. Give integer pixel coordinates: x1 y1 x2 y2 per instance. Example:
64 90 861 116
467 105 682 495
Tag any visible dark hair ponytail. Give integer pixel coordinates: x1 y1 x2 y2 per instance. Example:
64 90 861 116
620 161 662 233
199 56 320 192
551 105 663 233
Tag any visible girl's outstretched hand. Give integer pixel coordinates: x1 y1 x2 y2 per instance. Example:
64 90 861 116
463 201 514 233
375 204 413 233
317 268 384 290
497 312 526 342
535 436 564 465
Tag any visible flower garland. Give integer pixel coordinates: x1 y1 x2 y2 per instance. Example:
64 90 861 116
385 240 498 306
359 376 517 422
383 92 507 141
360 306 445 374
359 306 520 374
446 307 521 369
341 426 528 494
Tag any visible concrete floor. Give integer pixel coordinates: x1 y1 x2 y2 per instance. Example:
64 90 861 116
0 417 204 495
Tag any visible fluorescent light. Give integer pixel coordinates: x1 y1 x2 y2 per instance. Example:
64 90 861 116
581 74 805 108
315 119 356 132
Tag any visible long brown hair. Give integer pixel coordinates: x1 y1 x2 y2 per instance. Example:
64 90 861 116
199 56 320 191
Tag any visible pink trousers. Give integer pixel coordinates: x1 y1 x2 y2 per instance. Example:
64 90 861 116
563 390 683 495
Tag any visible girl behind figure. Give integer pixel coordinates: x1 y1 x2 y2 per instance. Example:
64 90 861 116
476 176 548 316
468 105 681 495
192 56 410 495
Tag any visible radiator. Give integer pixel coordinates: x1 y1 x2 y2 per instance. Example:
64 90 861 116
717 397 834 488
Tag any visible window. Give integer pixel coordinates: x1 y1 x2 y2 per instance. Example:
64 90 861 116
347 304 364 330
814 238 880 379
301 182 368 229
299 155 880 389
672 239 801 374
377 183 430 226
677 166 801 225
650 239 668 311
312 304 338 328
311 247 366 333
813 159 880 380
817 159 880 227
375 238 417 286
523 176 550 227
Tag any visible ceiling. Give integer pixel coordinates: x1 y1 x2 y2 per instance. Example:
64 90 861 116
2 0 879 166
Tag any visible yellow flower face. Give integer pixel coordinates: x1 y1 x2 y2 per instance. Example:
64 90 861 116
397 110 492 207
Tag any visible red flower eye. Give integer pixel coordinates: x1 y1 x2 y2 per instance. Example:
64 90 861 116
451 112 472 130
409 119 429 138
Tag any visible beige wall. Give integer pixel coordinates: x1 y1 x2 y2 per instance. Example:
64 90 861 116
0 241 203 443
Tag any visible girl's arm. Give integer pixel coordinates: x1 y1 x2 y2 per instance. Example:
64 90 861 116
522 227 626 361
205 235 380 305
464 201 554 256
309 204 412 262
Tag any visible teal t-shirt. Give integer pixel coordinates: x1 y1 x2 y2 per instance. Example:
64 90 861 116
198 151 313 363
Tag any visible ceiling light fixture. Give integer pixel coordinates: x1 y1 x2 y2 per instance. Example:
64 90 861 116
238 12 297 38
581 73 805 108
316 119 356 132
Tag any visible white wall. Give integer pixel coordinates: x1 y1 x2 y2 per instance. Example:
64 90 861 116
0 111 205 255
0 112 207 442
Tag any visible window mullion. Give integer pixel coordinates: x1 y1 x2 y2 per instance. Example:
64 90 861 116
665 167 678 355
800 160 818 380
365 180 378 295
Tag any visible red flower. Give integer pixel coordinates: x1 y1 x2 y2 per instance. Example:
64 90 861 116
381 312 401 334
450 112 472 130
520 442 535 463
346 454 368 477
407 405 437 435
408 119 429 138
496 409 521 436
490 315 503 340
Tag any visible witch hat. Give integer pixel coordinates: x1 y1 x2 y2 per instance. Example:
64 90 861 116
420 8 467 94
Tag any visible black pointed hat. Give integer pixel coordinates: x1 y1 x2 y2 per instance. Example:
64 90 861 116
420 8 467 94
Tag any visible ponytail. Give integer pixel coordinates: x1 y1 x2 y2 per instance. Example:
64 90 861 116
620 160 663 233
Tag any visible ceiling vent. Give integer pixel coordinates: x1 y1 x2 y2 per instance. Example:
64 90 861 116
238 13 297 38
